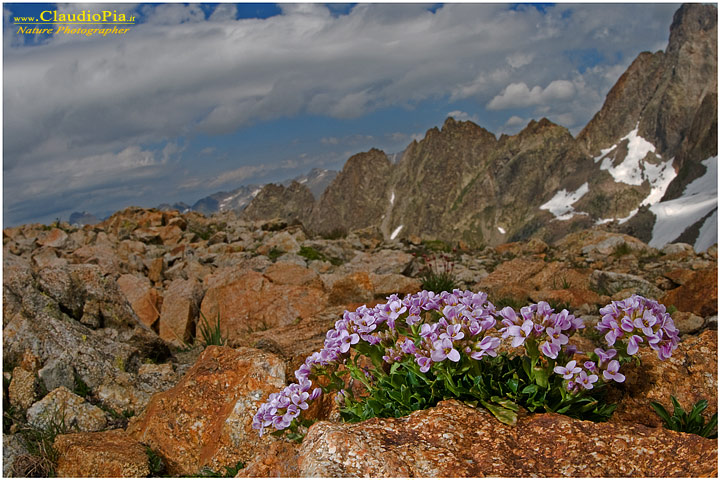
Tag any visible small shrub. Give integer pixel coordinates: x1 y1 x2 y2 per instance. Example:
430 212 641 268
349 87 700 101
145 446 167 476
650 396 718 438
14 406 71 477
298 246 325 262
267 247 283 262
612 242 633 257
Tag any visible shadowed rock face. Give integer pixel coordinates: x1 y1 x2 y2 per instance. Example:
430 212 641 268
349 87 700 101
297 400 717 477
309 148 394 237
242 181 315 224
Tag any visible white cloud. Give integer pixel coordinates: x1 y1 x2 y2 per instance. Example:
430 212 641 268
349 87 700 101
487 80 576 110
447 110 479 123
505 115 527 127
3 2 681 223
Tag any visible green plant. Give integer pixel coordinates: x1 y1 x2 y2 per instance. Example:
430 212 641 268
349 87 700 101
417 252 457 292
298 245 325 262
650 396 718 438
73 373 91 398
198 311 226 347
13 405 71 477
191 461 246 477
552 276 572 290
612 242 633 257
267 247 283 262
145 446 167 476
254 294 680 436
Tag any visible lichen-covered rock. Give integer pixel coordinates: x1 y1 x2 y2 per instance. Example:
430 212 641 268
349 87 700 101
126 346 286 476
8 366 37 410
54 429 149 478
200 268 327 343
660 267 718 316
235 439 301 478
26 387 107 432
590 269 663 299
298 400 717 477
610 329 717 428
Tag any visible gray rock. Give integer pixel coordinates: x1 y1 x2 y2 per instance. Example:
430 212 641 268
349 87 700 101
590 270 663 299
38 356 76 392
26 387 107 432
3 434 29 477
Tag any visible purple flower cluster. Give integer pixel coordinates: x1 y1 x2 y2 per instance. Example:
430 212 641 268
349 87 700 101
253 290 679 434
597 295 679 360
498 301 584 359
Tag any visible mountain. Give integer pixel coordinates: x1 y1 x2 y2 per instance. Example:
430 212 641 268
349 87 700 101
157 202 192 213
189 184 262 216
69 211 100 226
253 3 716 251
282 168 338 199
242 181 315 223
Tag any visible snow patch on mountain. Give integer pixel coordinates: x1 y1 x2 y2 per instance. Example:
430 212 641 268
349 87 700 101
540 183 589 220
390 225 403 240
594 126 677 207
649 156 717 251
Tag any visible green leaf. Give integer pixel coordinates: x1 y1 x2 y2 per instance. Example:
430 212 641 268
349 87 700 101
650 401 673 426
481 400 518 425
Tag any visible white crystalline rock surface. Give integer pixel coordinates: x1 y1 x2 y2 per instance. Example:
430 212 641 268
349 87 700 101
390 225 403 240
390 191 395 205
540 183 589 220
594 126 677 206
497 226 506 234
649 156 718 251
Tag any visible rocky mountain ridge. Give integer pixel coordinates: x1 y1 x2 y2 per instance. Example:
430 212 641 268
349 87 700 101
3 205 717 476
244 3 717 251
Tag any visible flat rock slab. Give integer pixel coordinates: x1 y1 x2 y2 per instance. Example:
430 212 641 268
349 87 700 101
298 400 717 477
54 429 149 478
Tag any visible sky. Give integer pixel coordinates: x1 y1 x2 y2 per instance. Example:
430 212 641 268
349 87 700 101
3 1 682 226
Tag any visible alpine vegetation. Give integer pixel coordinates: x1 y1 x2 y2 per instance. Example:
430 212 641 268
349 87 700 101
253 290 680 435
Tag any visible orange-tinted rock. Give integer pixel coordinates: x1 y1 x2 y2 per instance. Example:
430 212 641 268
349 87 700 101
31 247 68 269
71 244 119 274
54 429 149 478
660 267 718 316
146 257 164 284
369 273 422 297
530 288 607 310
117 274 162 329
36 228 68 249
610 329 717 428
264 262 324 290
235 440 300 477
327 271 375 305
477 258 546 291
126 346 285 476
298 400 717 477
663 268 697 286
8 367 36 410
159 224 184 245
200 269 327 343
158 278 202 347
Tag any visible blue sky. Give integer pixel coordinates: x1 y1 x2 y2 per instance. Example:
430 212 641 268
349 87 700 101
3 2 681 225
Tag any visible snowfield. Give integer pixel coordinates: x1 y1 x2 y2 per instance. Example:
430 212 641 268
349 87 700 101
649 156 717 251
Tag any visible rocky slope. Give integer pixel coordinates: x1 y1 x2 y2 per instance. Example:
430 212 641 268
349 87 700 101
243 3 717 251
2 205 717 476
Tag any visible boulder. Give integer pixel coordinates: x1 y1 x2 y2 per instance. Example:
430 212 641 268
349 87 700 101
660 267 718 317
126 346 286 476
116 274 162 329
158 278 203 347
54 429 149 478
200 269 327 344
610 329 717 428
26 386 107 432
8 366 37 410
36 227 69 249
590 270 663 299
298 400 716 477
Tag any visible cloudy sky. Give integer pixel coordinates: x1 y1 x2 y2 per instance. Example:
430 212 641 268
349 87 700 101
3 2 681 226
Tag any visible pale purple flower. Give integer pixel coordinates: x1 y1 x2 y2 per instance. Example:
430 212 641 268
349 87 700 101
400 338 416 354
575 371 599 390
554 360 581 379
584 361 597 372
416 355 432 373
602 360 625 383
540 340 560 359
338 330 360 353
470 336 501 359
545 326 569 346
594 348 617 365
431 338 461 362
508 319 534 347
627 334 643 355
441 323 465 342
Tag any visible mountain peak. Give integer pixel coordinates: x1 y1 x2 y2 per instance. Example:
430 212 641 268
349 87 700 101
667 3 718 55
